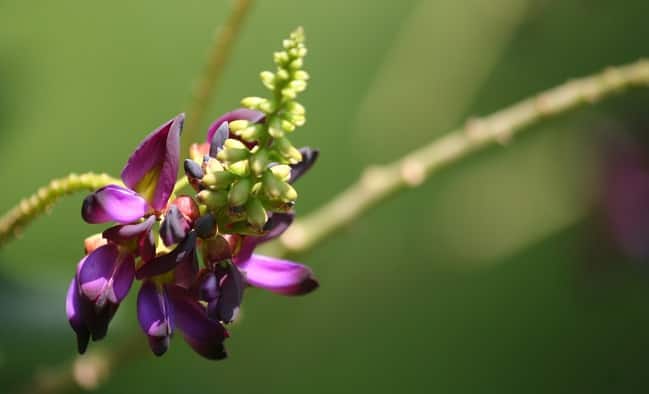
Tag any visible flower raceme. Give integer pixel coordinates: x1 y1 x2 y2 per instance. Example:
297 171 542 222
66 28 318 360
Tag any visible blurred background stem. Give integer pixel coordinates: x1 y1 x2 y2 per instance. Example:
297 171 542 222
181 0 254 154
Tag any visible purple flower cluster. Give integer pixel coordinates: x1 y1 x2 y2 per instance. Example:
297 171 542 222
66 111 318 359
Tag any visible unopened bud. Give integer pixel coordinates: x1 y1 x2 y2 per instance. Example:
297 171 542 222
289 79 307 92
286 101 305 115
293 70 310 81
246 198 268 230
194 214 217 239
260 71 275 90
184 159 204 179
270 164 292 182
202 171 234 190
227 160 250 177
241 96 267 109
172 195 200 222
197 190 228 210
274 51 289 64
276 137 303 164
289 58 303 70
276 68 290 81
229 120 250 133
281 120 296 132
228 178 252 207
250 150 270 176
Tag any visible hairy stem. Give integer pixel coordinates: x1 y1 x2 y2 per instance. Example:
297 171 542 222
0 173 121 247
274 59 649 255
182 0 255 153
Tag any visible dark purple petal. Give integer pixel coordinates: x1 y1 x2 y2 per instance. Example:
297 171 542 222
199 273 219 301
111 253 135 303
173 245 198 289
82 185 149 224
209 121 229 157
212 266 245 323
137 231 197 279
84 301 119 341
239 254 318 296
166 285 228 360
206 109 265 144
194 214 216 239
103 216 156 244
160 206 191 246
184 159 204 179
121 114 184 211
66 277 90 354
289 147 319 184
137 281 174 356
139 229 156 263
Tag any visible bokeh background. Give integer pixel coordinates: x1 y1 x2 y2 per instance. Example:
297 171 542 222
2 0 649 392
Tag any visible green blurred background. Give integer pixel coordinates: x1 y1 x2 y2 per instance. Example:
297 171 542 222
2 0 649 392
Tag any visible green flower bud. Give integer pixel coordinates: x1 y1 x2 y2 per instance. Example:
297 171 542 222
268 116 285 138
282 39 292 49
258 100 275 114
227 160 250 177
280 120 295 133
293 70 310 81
205 157 224 173
262 170 283 200
285 101 305 115
260 71 275 90
245 198 268 230
276 68 290 81
202 171 234 190
289 58 303 70
217 139 250 163
228 178 252 207
274 51 289 65
228 120 250 133
250 150 270 176
281 183 298 202
275 137 303 164
241 96 268 109
236 124 263 142
197 190 228 210
281 88 297 100
270 164 291 182
289 80 307 92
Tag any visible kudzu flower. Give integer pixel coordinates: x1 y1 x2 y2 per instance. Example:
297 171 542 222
66 27 319 360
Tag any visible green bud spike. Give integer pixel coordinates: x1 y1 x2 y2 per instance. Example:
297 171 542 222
285 101 305 115
197 190 228 210
245 198 268 230
228 178 252 207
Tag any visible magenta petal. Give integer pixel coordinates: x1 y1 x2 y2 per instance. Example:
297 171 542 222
239 254 319 296
166 285 228 360
66 277 90 354
121 114 184 211
137 281 174 356
206 109 265 143
82 185 149 224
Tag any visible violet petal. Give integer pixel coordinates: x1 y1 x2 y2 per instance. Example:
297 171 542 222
137 281 174 356
209 121 230 157
66 277 90 354
82 185 149 224
239 254 319 296
78 244 119 303
166 285 228 360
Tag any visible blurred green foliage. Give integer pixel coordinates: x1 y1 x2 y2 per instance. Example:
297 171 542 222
2 0 649 393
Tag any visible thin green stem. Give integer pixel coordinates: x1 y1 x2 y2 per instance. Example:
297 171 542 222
182 0 255 154
0 173 121 247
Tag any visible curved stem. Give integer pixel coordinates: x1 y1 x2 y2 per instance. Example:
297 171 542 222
274 59 649 255
182 0 255 153
0 173 121 247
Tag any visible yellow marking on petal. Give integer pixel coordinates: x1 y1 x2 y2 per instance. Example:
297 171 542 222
135 167 162 205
